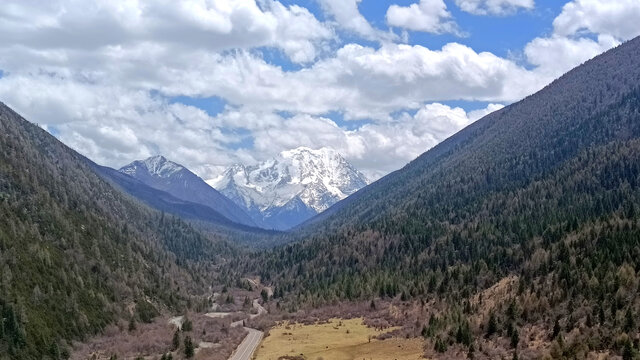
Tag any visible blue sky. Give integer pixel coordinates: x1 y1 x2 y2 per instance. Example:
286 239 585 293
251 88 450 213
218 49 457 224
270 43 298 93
0 0 637 179
361 0 562 57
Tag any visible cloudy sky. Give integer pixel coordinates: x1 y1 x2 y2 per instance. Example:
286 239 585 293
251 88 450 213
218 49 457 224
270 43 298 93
1 0 639 180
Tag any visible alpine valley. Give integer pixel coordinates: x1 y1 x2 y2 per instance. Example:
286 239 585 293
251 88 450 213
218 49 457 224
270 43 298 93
1 3 640 360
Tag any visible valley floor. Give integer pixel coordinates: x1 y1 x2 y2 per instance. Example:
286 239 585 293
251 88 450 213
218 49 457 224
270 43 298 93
254 318 424 360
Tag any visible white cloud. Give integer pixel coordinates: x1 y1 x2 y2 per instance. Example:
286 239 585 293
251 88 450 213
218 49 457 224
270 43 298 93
468 103 505 121
66 41 531 120
316 0 397 42
159 42 537 119
211 103 504 180
455 0 534 15
524 34 619 77
521 0 637 81
386 0 461 35
553 0 640 40
346 103 504 179
263 1 335 63
0 0 333 64
315 42 537 115
0 74 237 173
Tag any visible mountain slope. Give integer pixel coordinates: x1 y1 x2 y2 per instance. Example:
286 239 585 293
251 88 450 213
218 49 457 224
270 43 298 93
94 163 270 234
238 38 640 354
0 102 233 358
120 156 256 227
209 147 368 230
306 38 640 231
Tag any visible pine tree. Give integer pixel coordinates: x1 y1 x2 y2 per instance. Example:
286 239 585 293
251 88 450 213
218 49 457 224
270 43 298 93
624 308 635 333
551 318 561 339
49 342 61 360
184 336 195 358
172 330 180 351
434 337 447 353
486 313 498 337
182 317 193 332
623 341 634 360
128 317 137 332
599 305 606 324
510 327 519 349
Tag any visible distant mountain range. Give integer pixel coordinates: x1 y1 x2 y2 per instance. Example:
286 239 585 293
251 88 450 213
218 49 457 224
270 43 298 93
208 147 369 230
119 155 256 227
94 148 368 234
92 162 254 231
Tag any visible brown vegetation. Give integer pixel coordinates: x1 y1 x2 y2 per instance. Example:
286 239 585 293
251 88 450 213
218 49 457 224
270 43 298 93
71 312 246 360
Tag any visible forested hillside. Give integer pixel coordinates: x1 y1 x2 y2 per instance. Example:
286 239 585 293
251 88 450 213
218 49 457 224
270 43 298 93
229 37 640 355
0 103 234 359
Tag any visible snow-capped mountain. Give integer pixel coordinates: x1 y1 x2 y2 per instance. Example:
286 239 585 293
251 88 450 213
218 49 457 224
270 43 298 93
119 155 256 227
208 147 369 230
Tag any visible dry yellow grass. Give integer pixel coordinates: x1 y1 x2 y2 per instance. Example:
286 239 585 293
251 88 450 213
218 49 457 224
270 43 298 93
253 318 424 360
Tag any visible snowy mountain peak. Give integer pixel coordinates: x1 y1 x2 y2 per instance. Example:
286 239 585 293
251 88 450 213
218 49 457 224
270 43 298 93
121 155 186 178
119 155 256 227
208 147 369 230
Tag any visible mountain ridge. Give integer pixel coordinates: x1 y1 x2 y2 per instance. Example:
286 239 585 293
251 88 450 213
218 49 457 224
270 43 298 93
302 38 640 233
209 147 369 230
120 155 256 227
93 162 264 231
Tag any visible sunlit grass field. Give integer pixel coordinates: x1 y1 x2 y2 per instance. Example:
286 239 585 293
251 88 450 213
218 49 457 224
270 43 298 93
254 318 424 360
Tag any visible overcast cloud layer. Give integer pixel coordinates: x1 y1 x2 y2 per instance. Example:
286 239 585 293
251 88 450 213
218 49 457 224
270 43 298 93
0 0 638 180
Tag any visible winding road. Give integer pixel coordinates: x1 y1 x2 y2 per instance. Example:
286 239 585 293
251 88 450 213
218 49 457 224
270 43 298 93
229 328 263 360
227 299 267 360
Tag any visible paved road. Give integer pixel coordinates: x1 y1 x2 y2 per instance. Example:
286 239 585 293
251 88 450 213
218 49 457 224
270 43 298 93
228 299 267 360
229 328 263 360
205 311 233 319
230 318 245 328
251 299 267 319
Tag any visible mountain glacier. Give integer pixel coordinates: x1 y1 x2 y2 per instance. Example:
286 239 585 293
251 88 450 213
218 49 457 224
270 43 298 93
208 147 369 230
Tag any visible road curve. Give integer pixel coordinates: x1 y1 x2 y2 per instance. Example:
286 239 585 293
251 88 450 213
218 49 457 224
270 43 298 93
229 328 263 360
228 299 267 360
251 299 267 318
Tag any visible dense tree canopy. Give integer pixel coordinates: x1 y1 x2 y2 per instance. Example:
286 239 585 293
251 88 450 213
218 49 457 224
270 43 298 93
0 103 235 358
